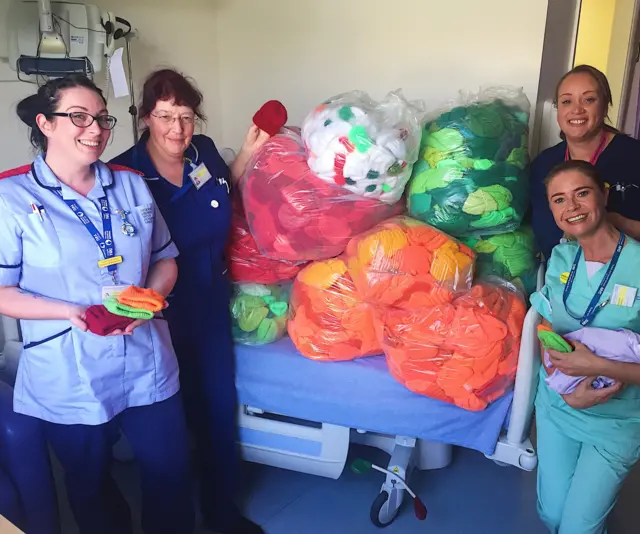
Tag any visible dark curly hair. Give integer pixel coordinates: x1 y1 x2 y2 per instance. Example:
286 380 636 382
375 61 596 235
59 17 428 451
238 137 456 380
16 74 107 151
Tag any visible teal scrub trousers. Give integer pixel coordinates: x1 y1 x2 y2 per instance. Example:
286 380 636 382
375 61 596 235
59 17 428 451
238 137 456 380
535 407 637 534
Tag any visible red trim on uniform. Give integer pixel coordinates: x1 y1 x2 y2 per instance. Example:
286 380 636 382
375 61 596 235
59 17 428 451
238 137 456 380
106 163 144 176
0 165 31 180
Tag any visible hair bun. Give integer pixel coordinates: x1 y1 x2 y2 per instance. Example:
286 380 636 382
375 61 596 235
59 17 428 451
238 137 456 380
16 93 45 126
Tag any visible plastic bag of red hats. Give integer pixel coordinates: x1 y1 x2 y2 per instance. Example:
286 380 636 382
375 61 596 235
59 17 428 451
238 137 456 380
344 216 475 310
240 128 405 262
381 280 526 411
288 258 381 361
227 197 306 284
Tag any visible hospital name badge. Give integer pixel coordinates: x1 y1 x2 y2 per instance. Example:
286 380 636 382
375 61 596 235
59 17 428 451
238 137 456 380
611 284 638 307
189 163 212 190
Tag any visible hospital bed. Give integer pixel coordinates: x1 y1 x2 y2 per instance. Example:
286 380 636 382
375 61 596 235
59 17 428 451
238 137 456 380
234 267 544 527
0 268 543 528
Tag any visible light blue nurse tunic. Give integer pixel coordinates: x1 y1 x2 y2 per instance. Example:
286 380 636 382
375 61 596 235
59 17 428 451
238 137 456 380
531 238 640 534
0 155 180 426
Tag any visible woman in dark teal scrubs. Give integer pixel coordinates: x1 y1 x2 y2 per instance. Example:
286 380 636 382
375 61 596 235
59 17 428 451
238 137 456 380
112 69 267 534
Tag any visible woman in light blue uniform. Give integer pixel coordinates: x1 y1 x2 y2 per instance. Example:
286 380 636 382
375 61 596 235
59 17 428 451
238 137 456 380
530 160 640 534
112 69 267 534
0 75 195 533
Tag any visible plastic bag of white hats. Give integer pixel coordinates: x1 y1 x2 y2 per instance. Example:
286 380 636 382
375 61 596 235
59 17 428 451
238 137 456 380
301 90 425 205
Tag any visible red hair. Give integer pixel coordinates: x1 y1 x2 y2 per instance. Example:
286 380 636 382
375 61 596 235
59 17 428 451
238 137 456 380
139 68 206 121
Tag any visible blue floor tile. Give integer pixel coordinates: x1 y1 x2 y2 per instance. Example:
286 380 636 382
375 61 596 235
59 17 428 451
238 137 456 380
240 445 547 534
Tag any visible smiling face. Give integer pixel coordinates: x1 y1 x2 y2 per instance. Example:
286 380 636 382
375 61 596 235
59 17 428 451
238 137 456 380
547 169 608 239
143 99 196 159
36 86 110 165
556 72 607 142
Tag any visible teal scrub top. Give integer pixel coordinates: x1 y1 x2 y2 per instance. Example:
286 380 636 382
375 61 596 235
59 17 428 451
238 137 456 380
530 238 640 458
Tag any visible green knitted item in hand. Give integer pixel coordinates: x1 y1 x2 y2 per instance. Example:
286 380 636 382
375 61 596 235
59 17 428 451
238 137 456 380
104 297 154 320
537 328 573 353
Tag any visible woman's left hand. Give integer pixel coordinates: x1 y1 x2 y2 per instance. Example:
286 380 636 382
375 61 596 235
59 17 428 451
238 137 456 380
562 377 623 410
548 341 607 377
106 319 150 336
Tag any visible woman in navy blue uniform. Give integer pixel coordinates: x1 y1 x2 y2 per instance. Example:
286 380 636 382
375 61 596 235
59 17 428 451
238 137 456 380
111 69 267 534
530 65 640 260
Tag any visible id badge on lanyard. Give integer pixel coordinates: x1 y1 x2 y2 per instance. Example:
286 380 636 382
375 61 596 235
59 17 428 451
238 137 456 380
52 189 135 285
562 232 625 326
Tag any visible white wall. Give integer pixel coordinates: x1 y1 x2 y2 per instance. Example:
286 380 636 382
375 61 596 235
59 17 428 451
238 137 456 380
0 0 221 168
214 0 550 149
0 0 550 170
531 0 581 154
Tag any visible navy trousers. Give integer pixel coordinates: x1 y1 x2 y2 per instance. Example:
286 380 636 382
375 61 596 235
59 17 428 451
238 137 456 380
167 272 242 532
0 466 22 531
0 382 60 534
44 393 195 534
173 329 241 532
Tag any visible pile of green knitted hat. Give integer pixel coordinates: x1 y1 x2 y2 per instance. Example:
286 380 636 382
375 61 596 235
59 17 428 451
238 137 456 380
230 282 291 345
407 97 530 238
462 226 539 295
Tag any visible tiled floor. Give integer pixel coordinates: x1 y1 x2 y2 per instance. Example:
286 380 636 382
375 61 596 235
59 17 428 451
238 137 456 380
55 443 639 533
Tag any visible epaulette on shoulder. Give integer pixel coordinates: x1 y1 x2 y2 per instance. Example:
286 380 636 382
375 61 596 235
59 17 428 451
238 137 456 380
107 163 144 177
0 164 31 180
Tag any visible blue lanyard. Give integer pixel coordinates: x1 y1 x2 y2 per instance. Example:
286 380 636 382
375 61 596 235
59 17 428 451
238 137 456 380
53 189 118 282
563 232 625 326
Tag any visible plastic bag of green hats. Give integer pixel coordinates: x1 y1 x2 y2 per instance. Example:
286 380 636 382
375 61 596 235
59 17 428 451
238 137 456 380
407 86 531 238
230 282 291 345
461 226 539 295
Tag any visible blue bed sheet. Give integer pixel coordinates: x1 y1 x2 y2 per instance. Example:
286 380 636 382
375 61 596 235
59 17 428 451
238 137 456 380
235 338 513 456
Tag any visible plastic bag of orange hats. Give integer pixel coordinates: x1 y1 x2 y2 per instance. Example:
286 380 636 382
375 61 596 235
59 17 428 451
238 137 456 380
240 128 405 262
288 258 382 361
381 280 526 411
227 197 307 284
344 216 475 310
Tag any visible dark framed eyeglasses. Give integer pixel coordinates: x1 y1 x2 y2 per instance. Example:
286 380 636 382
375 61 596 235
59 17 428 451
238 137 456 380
50 112 118 130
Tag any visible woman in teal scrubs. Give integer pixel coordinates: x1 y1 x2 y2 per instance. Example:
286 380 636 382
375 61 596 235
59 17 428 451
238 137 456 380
530 160 640 534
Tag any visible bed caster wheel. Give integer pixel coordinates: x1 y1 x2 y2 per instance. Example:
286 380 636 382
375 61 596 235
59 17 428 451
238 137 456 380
370 490 398 528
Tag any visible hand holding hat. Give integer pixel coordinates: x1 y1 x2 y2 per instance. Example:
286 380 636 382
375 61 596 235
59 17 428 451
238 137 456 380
240 100 289 159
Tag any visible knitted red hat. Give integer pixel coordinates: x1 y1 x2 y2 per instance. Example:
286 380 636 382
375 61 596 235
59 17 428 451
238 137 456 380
253 100 288 137
85 305 135 336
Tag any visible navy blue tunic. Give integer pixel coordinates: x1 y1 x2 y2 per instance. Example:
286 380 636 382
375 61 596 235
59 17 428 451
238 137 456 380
530 134 640 260
111 133 242 530
111 133 232 332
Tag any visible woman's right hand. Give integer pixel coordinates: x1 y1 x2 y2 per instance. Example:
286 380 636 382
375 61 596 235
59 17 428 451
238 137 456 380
561 378 622 410
66 304 88 332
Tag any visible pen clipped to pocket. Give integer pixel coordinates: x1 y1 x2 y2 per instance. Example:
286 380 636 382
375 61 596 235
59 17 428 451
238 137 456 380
30 203 45 222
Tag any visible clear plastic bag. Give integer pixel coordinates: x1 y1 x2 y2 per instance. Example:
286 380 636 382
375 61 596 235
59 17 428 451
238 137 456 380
241 128 404 262
461 225 539 295
407 86 531 238
381 280 526 411
227 197 307 284
230 282 291 345
288 258 381 361
301 90 425 205
344 216 475 310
